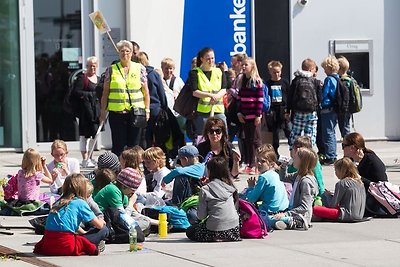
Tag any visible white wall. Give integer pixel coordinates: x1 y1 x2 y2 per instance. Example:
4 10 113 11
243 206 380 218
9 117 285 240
290 0 392 140
383 0 400 139
126 0 185 74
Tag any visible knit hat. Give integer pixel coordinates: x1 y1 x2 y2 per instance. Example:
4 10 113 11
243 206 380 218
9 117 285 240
97 151 121 174
117 167 143 193
178 145 200 158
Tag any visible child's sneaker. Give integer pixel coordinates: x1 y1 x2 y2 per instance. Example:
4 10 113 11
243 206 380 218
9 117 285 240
274 220 288 230
291 214 309 230
97 240 106 253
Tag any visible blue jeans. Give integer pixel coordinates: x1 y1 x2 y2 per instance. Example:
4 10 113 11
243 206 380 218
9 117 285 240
193 113 227 136
320 108 338 159
260 210 291 230
84 226 109 246
338 112 351 138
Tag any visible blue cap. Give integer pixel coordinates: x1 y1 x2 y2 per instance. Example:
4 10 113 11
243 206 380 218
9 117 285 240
178 145 200 158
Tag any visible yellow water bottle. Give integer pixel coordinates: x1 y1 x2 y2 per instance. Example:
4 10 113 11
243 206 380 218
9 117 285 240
158 213 168 238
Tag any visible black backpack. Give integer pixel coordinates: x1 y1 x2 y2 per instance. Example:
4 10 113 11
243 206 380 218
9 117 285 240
293 77 318 112
63 69 87 117
173 78 198 119
330 75 349 114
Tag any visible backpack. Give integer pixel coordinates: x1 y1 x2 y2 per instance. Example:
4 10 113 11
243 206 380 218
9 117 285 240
368 181 400 215
330 75 349 114
262 82 271 112
2 174 18 200
63 69 88 117
341 76 363 114
239 199 268 238
293 77 318 112
153 108 172 146
103 207 145 244
173 79 198 119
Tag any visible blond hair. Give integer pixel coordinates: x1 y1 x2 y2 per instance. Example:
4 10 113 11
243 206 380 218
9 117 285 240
337 56 350 75
237 57 262 88
22 148 42 177
334 157 362 182
267 60 283 70
296 147 317 177
161 58 175 69
321 55 340 73
143 147 166 169
51 139 68 154
51 173 88 213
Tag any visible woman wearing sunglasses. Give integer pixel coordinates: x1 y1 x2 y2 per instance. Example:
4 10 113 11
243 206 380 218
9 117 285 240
342 132 389 216
197 117 240 179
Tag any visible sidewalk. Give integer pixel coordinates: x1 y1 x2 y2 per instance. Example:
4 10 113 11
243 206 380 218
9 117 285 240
1 141 400 266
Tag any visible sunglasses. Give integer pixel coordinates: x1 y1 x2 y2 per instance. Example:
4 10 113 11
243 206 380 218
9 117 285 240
341 143 351 149
208 128 222 135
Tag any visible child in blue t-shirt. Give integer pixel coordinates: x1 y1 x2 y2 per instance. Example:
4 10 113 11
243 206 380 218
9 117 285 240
34 174 108 256
242 144 289 230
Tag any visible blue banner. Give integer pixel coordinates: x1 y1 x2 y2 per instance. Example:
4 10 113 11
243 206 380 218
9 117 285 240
180 0 252 80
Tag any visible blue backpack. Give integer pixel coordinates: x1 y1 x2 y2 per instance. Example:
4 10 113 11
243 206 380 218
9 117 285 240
262 83 271 112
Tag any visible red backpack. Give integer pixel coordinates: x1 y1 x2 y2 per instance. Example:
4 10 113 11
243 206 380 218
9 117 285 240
239 199 268 238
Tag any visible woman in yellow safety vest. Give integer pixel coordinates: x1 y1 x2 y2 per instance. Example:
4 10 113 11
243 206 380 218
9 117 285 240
100 40 150 156
189 47 227 138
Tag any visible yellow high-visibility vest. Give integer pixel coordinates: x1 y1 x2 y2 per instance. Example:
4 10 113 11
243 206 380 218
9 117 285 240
196 67 224 114
108 62 144 111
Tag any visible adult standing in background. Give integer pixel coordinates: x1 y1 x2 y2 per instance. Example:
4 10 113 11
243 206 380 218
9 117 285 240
73 56 100 168
133 52 168 148
100 40 150 156
190 47 227 136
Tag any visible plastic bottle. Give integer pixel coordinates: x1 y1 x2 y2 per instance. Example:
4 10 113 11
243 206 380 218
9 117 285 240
158 213 168 238
129 224 138 252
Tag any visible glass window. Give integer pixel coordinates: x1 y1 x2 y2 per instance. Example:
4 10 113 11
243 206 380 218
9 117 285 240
34 0 82 142
0 1 22 147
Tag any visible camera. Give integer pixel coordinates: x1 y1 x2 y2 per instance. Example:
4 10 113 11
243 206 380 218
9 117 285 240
298 0 309 6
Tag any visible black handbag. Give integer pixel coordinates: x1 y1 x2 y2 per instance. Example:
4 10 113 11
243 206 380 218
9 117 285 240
130 107 147 128
116 64 147 128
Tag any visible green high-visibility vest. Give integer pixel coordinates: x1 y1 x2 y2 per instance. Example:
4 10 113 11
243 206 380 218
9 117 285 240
196 67 224 114
108 62 144 112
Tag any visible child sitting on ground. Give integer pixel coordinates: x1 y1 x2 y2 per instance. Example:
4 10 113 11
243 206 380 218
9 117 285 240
120 147 147 196
186 157 240 242
287 136 325 205
241 144 289 230
47 140 80 193
143 147 173 199
313 157 366 222
34 174 109 256
274 147 318 230
17 148 53 202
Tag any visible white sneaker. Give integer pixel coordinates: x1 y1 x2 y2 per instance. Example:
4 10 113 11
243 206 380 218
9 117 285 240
274 221 288 230
86 160 96 168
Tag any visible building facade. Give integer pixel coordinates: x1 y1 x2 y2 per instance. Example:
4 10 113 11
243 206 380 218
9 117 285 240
2 0 400 151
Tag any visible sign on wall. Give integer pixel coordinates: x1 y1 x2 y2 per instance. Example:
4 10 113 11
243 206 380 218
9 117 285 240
180 0 252 79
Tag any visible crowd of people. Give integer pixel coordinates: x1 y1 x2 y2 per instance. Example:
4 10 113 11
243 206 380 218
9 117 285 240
2 40 397 256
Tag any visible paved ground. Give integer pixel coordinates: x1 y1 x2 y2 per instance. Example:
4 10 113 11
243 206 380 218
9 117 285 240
0 141 399 266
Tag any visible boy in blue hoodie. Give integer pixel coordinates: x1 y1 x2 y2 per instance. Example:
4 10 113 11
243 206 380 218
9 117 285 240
162 145 204 224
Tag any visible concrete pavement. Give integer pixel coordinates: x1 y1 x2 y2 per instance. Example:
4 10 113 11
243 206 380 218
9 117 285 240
1 141 400 266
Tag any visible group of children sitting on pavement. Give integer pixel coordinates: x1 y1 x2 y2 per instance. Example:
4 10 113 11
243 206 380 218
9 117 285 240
0 122 392 256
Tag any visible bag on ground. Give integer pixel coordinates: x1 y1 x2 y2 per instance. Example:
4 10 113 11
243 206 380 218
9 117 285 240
239 199 268 238
368 181 400 215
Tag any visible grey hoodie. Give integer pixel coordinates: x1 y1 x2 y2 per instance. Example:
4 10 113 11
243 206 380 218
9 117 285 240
198 179 239 231
280 167 318 225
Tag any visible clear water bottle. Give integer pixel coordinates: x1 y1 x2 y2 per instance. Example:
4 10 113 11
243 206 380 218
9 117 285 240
129 224 138 252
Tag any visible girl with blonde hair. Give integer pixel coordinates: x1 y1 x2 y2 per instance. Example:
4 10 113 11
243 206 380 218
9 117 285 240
34 174 108 256
274 147 319 230
16 148 53 202
236 57 265 174
313 157 366 222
